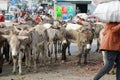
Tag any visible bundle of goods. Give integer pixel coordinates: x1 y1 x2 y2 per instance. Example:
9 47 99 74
92 0 120 22
92 0 119 6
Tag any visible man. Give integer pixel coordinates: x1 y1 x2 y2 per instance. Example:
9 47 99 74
0 10 5 22
34 12 41 24
24 10 31 21
93 22 120 80
87 9 91 15
76 7 81 14
48 6 54 19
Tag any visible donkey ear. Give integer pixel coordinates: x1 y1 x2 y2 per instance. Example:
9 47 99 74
14 26 21 33
1 35 11 42
28 27 35 33
18 36 28 40
2 35 10 39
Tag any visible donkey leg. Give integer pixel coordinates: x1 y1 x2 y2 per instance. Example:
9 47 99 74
77 53 82 65
33 50 37 72
25 47 29 68
0 53 4 73
9 50 13 65
33 56 37 72
49 43 53 64
67 42 71 56
96 39 100 52
61 43 67 61
77 46 84 65
3 42 10 62
12 56 17 74
54 42 58 62
48 43 50 57
110 64 116 74
83 49 89 65
41 46 46 65
58 41 62 53
18 52 22 75
27 48 31 71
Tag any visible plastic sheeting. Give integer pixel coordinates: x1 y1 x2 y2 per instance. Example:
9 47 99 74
92 0 119 6
93 1 120 22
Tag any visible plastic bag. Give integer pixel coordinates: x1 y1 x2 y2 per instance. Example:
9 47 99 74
92 0 119 6
93 1 120 22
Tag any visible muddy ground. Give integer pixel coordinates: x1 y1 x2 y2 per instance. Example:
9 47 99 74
0 51 115 80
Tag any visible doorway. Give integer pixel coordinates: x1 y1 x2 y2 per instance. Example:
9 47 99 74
76 4 87 13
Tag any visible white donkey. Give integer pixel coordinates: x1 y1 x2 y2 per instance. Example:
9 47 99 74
2 31 28 75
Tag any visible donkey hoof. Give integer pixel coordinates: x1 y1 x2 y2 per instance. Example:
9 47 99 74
111 71 116 75
27 68 31 72
50 61 52 64
0 69 2 73
77 62 81 66
33 70 37 73
12 72 16 75
84 62 87 65
68 53 71 56
61 60 65 64
55 59 58 63
55 61 57 63
19 73 22 75
48 53 50 57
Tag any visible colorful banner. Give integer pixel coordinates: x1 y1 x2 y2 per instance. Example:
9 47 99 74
62 6 67 14
62 14 68 21
56 6 62 18
67 6 74 18
56 5 74 20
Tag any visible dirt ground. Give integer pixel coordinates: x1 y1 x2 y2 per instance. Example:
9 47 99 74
0 51 115 80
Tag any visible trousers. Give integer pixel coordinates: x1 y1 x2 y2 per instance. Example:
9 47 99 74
94 51 120 80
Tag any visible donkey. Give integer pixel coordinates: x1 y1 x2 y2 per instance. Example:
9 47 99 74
45 20 67 63
61 26 94 65
2 31 28 75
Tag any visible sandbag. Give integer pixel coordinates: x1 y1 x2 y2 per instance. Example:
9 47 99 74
92 0 119 6
93 1 120 22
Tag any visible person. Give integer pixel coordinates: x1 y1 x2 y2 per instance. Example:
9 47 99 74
40 11 46 20
87 9 91 15
48 6 54 19
24 10 31 21
93 22 120 80
76 7 81 14
87 15 100 22
48 15 54 24
12 12 18 23
18 11 26 24
34 12 41 24
0 10 5 22
68 15 73 23
44 5 49 14
77 16 84 24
